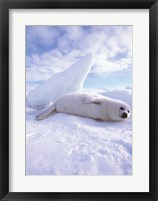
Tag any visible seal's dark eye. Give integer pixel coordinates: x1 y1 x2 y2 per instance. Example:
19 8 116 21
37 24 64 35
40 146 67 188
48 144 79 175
120 107 124 110
127 110 130 113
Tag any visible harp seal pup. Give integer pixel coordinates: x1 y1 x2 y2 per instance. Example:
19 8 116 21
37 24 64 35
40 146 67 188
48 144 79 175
35 92 131 121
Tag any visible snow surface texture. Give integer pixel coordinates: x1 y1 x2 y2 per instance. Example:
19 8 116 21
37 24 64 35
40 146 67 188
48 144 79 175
26 54 94 109
26 88 132 175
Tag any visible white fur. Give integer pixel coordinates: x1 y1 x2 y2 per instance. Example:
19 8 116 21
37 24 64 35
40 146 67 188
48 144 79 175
36 92 130 121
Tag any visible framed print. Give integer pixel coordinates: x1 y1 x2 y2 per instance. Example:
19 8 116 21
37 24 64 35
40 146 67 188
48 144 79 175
0 0 158 201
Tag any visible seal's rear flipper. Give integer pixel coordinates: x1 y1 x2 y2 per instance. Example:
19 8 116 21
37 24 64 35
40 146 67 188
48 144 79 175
35 104 56 121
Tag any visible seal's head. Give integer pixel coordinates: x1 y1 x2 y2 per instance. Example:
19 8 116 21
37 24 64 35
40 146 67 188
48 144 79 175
118 104 131 120
107 99 131 121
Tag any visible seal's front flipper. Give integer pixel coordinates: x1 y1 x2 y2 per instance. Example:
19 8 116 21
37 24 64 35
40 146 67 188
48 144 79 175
82 95 102 105
35 104 56 121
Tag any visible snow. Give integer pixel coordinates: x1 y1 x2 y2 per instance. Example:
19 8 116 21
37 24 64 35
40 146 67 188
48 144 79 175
26 88 132 175
26 54 94 109
26 53 132 175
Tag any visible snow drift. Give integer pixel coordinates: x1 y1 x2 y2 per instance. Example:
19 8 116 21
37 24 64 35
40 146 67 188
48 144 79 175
26 54 94 109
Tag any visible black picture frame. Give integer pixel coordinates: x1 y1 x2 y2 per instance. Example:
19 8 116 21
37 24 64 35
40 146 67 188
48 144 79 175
0 0 158 200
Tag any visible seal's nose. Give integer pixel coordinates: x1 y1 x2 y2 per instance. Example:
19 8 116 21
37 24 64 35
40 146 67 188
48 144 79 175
122 112 128 118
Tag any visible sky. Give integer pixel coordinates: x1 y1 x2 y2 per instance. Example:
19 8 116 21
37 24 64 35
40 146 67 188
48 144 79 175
26 25 132 89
